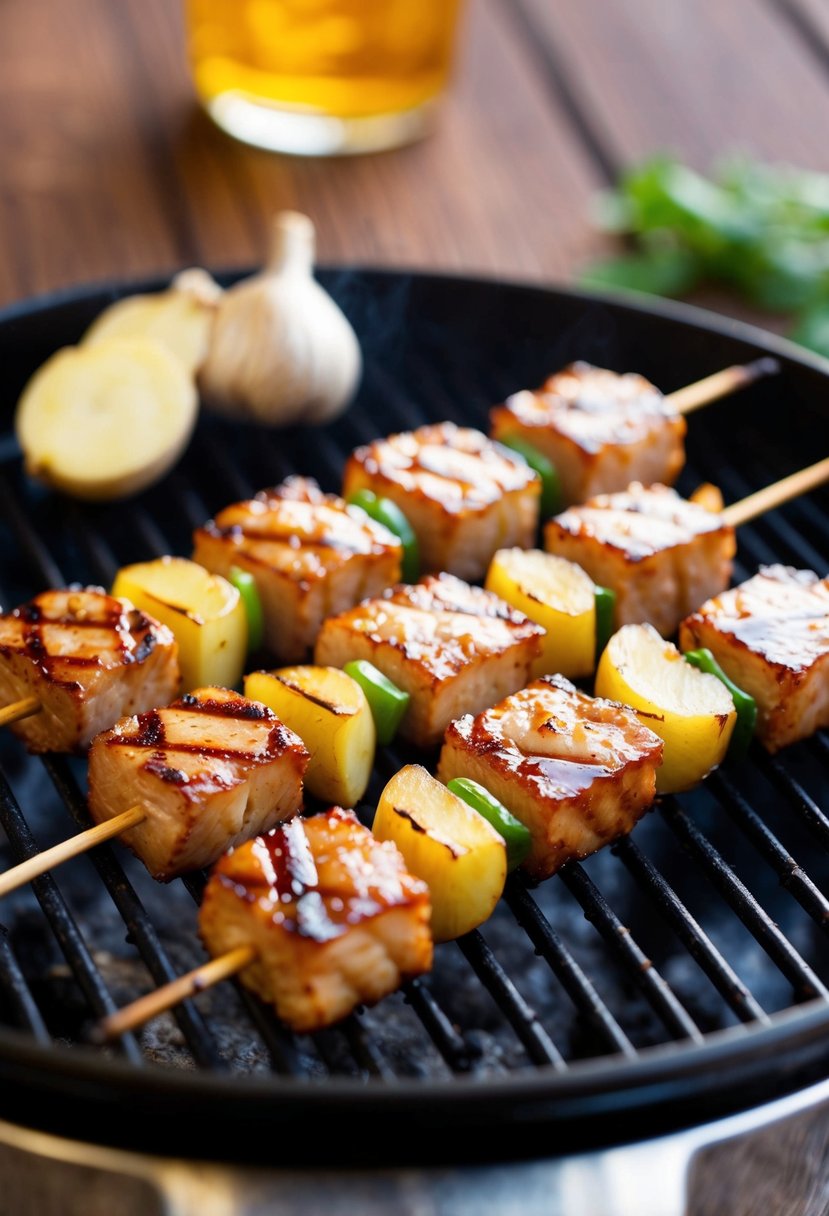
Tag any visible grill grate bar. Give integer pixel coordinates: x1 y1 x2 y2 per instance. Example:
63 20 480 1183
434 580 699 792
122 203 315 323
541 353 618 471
362 364 436 432
0 476 64 591
750 508 828 573
312 1027 368 1078
660 800 829 1003
69 503 119 588
779 497 829 561
42 757 227 1070
504 876 637 1058
703 462 828 572
334 399 385 451
197 430 257 504
612 837 769 1025
559 863 705 1043
127 508 169 562
402 977 474 1072
243 431 295 490
181 868 410 1081
0 773 143 1063
457 931 567 1069
710 771 829 933
0 926 51 1043
367 744 573 1070
179 873 315 1076
396 359 469 428
755 753 829 851
340 1016 398 1081
163 473 211 535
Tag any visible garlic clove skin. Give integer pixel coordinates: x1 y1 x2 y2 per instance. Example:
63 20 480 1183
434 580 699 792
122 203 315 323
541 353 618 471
198 211 362 428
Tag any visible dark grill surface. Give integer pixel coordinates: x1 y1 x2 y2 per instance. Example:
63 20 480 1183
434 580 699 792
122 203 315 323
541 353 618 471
0 270 827 1165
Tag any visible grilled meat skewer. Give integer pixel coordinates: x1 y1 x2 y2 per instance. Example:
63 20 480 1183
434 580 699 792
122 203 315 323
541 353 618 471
0 587 180 753
0 687 309 898
490 358 779 509
97 807 433 1040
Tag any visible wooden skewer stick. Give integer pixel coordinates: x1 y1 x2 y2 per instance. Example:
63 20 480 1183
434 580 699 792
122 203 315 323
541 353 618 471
666 357 780 416
0 804 146 899
722 456 829 529
96 944 257 1043
0 696 41 729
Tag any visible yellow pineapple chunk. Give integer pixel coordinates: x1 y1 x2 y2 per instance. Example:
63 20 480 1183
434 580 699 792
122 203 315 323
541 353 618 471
485 548 595 678
112 556 246 693
373 764 507 942
244 666 375 807
595 622 736 793
15 338 198 501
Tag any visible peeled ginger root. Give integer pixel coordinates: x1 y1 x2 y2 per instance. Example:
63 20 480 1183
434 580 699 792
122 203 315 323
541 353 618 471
15 337 198 501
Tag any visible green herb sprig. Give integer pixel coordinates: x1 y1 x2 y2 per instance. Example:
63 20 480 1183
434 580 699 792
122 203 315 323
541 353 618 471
581 155 829 358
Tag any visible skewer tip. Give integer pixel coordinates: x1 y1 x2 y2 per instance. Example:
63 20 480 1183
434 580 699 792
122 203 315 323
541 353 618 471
743 355 781 383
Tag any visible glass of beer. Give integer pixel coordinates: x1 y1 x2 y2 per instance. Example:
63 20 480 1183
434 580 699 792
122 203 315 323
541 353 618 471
185 0 465 156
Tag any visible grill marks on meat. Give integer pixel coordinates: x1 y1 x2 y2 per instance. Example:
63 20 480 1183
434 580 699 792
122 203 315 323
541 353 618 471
199 807 433 1033
679 564 829 752
544 482 736 637
314 572 544 748
437 675 663 879
343 422 541 582
87 686 309 881
192 475 402 662
491 362 686 506
0 587 180 753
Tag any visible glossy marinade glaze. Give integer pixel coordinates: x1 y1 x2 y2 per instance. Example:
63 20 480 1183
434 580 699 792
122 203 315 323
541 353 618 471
0 586 180 753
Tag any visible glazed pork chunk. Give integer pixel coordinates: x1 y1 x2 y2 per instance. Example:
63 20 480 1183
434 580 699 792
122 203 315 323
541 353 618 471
192 476 402 662
199 807 433 1034
342 422 541 582
679 565 829 753
544 482 736 637
490 362 687 507
314 573 544 748
87 686 309 881
0 587 180 754
437 674 664 880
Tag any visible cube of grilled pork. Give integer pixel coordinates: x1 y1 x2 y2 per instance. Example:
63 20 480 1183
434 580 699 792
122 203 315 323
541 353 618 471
87 686 309 881
192 476 402 662
315 573 544 748
437 674 663 880
679 564 829 753
0 587 180 754
544 482 736 637
490 362 686 507
342 422 541 582
198 807 433 1034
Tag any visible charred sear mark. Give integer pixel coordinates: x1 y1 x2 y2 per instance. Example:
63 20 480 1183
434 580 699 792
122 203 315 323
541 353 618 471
130 630 157 664
130 710 165 748
23 630 45 656
181 695 272 721
16 602 42 623
144 753 189 784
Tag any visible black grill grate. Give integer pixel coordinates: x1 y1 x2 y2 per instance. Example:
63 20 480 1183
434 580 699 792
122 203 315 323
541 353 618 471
0 272 827 1158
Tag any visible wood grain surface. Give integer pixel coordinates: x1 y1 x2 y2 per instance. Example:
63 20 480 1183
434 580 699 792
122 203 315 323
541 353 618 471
0 1 828 1213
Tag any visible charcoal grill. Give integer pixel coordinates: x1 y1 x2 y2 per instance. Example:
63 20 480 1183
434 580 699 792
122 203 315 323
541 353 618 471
0 270 828 1212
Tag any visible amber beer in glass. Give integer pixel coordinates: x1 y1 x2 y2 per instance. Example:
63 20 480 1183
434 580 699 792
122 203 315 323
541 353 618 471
186 0 464 155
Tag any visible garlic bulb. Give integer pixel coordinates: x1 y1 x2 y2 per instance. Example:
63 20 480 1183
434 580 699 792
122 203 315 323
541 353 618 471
198 211 362 427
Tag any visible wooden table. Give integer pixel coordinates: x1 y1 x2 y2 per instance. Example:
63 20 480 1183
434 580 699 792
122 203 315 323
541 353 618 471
3 0 829 316
2 1 829 1212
